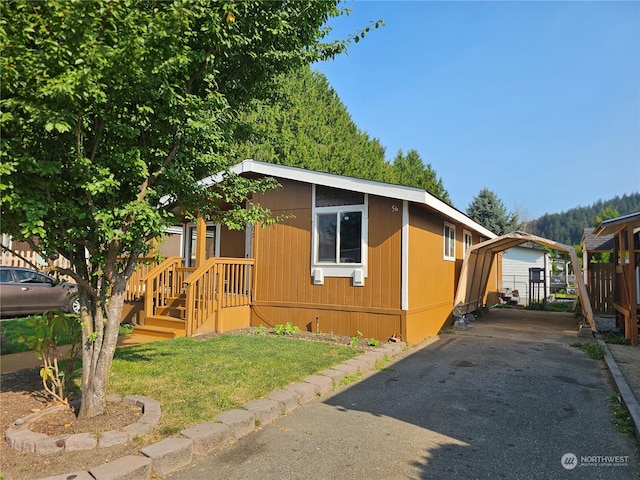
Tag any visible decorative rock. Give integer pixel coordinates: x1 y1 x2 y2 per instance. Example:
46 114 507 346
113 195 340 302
140 437 193 476
217 409 256 440
35 471 94 480
361 349 386 362
34 435 67 455
288 382 316 404
344 358 370 371
180 422 230 455
98 429 129 447
123 421 153 439
89 455 152 480
331 362 359 377
267 389 299 414
65 432 98 451
318 368 348 386
243 399 281 426
303 374 333 395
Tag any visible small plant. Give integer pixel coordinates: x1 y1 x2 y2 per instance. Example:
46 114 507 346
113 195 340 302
366 337 380 347
17 310 82 404
119 323 135 335
349 330 363 347
251 325 267 335
274 322 300 335
571 341 605 360
609 393 635 436
602 333 628 345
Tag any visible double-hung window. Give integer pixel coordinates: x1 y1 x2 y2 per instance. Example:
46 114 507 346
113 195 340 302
444 222 456 261
463 230 473 257
312 185 367 281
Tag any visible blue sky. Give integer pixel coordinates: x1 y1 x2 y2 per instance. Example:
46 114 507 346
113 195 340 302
314 0 640 220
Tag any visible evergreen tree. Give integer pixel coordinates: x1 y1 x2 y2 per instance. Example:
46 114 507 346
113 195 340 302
526 193 640 245
232 66 392 182
391 149 452 204
467 188 520 235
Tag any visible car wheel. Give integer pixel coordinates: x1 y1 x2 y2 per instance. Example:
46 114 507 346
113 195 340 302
69 296 81 314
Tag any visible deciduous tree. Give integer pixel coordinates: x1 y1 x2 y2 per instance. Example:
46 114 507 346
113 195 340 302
1 0 354 418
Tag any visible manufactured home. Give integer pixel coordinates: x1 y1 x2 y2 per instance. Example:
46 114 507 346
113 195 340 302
131 160 499 345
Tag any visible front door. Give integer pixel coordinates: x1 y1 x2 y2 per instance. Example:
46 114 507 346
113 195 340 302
184 223 220 267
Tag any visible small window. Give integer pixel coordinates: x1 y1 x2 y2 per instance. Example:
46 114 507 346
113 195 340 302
444 222 456 261
312 185 367 279
463 230 473 257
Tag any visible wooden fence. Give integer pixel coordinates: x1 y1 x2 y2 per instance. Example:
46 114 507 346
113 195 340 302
1 250 72 280
587 263 615 314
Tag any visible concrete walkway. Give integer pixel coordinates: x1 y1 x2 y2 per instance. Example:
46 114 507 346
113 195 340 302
164 309 640 480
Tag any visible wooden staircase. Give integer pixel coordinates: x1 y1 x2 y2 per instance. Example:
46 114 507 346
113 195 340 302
125 256 255 342
134 294 188 340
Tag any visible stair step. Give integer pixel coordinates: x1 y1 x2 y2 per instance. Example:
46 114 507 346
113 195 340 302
133 324 186 339
156 305 186 319
145 315 186 330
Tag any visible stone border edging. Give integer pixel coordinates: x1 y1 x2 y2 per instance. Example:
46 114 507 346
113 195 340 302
6 395 160 455
598 339 640 439
32 340 411 480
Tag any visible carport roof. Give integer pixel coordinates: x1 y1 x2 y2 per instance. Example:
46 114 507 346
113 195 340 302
453 231 595 330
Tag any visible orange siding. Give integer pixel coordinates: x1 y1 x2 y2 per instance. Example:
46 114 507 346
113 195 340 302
250 180 403 341
404 205 497 343
220 227 246 258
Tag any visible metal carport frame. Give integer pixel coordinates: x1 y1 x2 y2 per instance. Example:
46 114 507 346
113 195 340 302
453 231 596 331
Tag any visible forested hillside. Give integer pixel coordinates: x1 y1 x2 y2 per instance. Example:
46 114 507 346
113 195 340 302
525 193 640 245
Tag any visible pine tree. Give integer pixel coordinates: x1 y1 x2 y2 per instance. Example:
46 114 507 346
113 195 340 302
467 188 520 235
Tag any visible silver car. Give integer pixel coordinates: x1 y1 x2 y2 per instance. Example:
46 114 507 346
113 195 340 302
0 267 80 317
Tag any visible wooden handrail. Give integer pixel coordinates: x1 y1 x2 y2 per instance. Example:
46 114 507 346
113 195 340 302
183 257 255 336
141 256 183 320
124 257 160 302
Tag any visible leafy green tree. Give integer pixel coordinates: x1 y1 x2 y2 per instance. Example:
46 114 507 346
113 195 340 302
467 188 520 235
391 149 451 204
1 0 357 418
593 206 620 227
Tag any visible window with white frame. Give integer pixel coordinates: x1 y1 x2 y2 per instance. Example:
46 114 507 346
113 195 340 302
463 230 473 257
312 185 367 278
444 222 456 261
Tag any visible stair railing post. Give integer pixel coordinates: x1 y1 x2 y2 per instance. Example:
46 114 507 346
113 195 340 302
216 260 224 332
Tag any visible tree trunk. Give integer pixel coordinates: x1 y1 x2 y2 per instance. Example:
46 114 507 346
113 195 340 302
77 277 127 419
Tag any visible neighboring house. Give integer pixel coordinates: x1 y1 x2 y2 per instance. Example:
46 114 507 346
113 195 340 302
593 212 640 346
501 245 551 305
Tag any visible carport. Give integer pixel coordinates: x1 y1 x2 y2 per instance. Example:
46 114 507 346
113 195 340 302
453 231 596 331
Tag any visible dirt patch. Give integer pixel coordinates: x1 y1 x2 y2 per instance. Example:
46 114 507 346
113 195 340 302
0 369 145 480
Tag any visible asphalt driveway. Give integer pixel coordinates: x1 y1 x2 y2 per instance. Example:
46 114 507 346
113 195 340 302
166 309 639 479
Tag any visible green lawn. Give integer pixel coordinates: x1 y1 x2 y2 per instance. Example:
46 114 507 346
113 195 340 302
104 334 363 440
